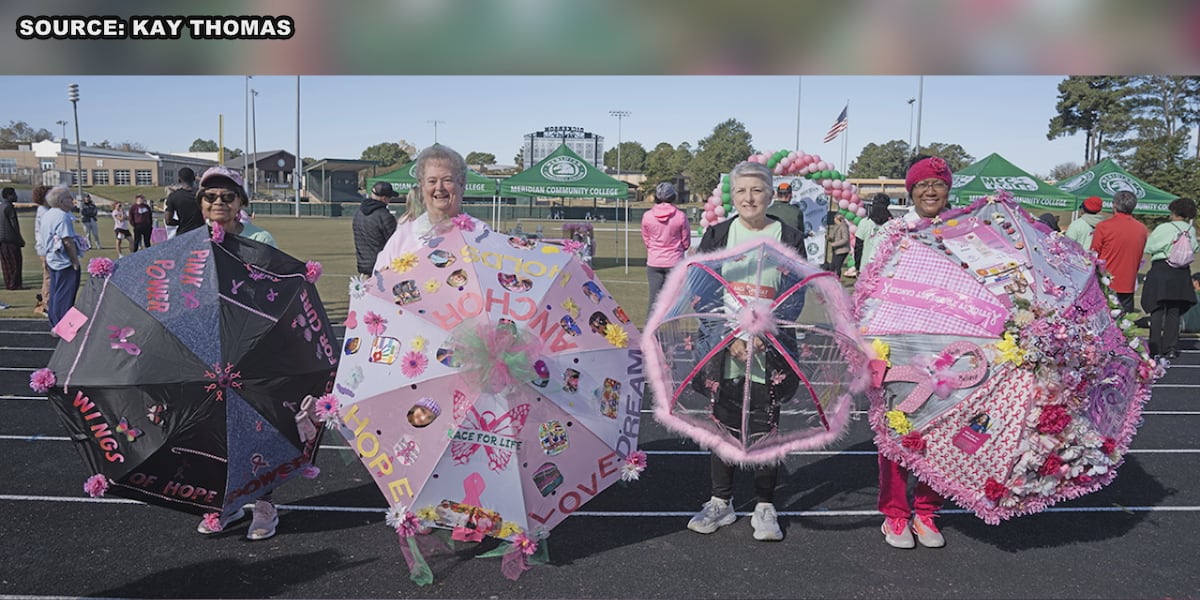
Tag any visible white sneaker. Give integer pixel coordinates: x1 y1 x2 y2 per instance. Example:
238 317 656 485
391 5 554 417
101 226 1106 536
197 506 246 534
882 517 915 549
687 496 736 534
750 502 783 541
911 514 945 548
246 500 279 541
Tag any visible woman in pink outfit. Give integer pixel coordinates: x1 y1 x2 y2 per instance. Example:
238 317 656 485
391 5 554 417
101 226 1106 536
641 181 691 309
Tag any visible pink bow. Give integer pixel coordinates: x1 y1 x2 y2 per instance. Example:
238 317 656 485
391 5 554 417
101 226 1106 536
884 342 988 413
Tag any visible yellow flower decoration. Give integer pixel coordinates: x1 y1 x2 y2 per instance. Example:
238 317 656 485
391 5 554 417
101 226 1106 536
390 253 418 274
415 506 437 522
424 278 441 293
497 521 523 539
561 297 580 318
994 332 1024 367
604 323 629 348
411 336 426 352
885 409 912 435
871 338 891 367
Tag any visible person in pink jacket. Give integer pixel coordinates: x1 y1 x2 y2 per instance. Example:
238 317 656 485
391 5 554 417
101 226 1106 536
642 182 691 309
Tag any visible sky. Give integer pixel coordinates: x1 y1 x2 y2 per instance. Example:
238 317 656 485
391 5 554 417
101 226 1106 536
1 75 1117 178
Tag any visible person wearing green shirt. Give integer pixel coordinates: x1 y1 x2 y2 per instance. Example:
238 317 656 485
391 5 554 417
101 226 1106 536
1140 197 1198 359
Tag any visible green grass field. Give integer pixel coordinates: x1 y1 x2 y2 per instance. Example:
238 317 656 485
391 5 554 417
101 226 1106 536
2 213 1188 337
0 215 661 326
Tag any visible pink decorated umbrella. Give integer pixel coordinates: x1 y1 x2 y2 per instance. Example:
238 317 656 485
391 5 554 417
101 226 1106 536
642 237 870 464
328 219 643 581
855 192 1164 524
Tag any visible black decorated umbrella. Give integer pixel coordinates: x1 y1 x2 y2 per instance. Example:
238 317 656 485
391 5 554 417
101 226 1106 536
34 226 337 523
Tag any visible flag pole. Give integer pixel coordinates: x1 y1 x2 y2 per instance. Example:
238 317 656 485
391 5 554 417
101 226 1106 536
795 77 802 151
840 99 849 172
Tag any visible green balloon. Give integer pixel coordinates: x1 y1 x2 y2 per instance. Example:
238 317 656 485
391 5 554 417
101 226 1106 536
721 181 730 192
853 215 862 225
722 190 730 201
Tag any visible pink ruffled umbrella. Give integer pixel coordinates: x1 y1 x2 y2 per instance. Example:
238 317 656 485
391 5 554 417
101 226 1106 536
642 237 870 464
855 192 1165 524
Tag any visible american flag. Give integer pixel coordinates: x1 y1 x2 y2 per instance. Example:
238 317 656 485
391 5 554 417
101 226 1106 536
823 105 848 143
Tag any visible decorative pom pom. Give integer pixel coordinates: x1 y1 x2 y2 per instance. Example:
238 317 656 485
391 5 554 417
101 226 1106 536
87 257 115 277
735 299 778 338
561 239 584 254
29 368 56 393
450 320 542 394
201 513 223 532
210 221 226 243
386 504 423 537
305 260 323 283
83 473 108 497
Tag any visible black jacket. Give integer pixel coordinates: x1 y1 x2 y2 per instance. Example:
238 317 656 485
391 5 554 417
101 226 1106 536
0 200 23 246
352 198 397 275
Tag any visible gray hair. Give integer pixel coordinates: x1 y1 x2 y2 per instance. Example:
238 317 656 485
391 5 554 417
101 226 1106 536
415 144 467 189
1112 190 1138 214
728 161 773 192
46 185 75 210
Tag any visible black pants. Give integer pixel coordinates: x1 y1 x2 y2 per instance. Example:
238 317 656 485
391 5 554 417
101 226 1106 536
132 226 152 251
853 241 864 273
1116 292 1136 315
830 252 848 278
1149 301 1187 356
0 242 21 290
709 378 781 504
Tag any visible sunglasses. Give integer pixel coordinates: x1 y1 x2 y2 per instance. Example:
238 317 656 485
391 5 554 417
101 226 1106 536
201 191 240 204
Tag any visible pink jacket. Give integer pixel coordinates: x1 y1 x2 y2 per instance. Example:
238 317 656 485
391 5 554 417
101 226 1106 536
641 203 691 268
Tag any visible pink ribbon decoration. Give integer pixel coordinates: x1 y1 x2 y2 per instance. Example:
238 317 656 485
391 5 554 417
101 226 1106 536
106 326 141 356
884 341 988 413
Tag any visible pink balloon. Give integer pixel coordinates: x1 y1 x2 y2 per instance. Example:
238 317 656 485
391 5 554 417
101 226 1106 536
847 224 857 235
773 164 784 175
704 207 716 219
788 151 798 160
838 199 850 209
850 193 860 204
857 207 867 218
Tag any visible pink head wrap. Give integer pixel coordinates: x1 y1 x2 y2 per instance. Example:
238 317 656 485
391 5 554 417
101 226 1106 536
905 157 953 192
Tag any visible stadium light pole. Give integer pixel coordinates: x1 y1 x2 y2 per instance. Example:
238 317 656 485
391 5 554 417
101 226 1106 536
67 84 83 200
907 97 916 155
251 88 259 200
609 109 630 273
432 118 451 144
914 76 924 157
55 120 68 143
244 75 251 170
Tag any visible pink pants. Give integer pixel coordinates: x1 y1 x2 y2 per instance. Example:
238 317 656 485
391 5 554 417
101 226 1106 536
877 454 943 519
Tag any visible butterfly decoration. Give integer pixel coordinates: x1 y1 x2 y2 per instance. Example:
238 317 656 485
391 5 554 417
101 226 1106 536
145 402 167 426
449 400 531 473
116 417 143 442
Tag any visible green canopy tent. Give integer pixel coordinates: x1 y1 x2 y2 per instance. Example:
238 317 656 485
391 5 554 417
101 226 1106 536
500 144 628 199
1055 158 1176 216
948 153 1079 211
500 144 632 270
366 160 498 197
